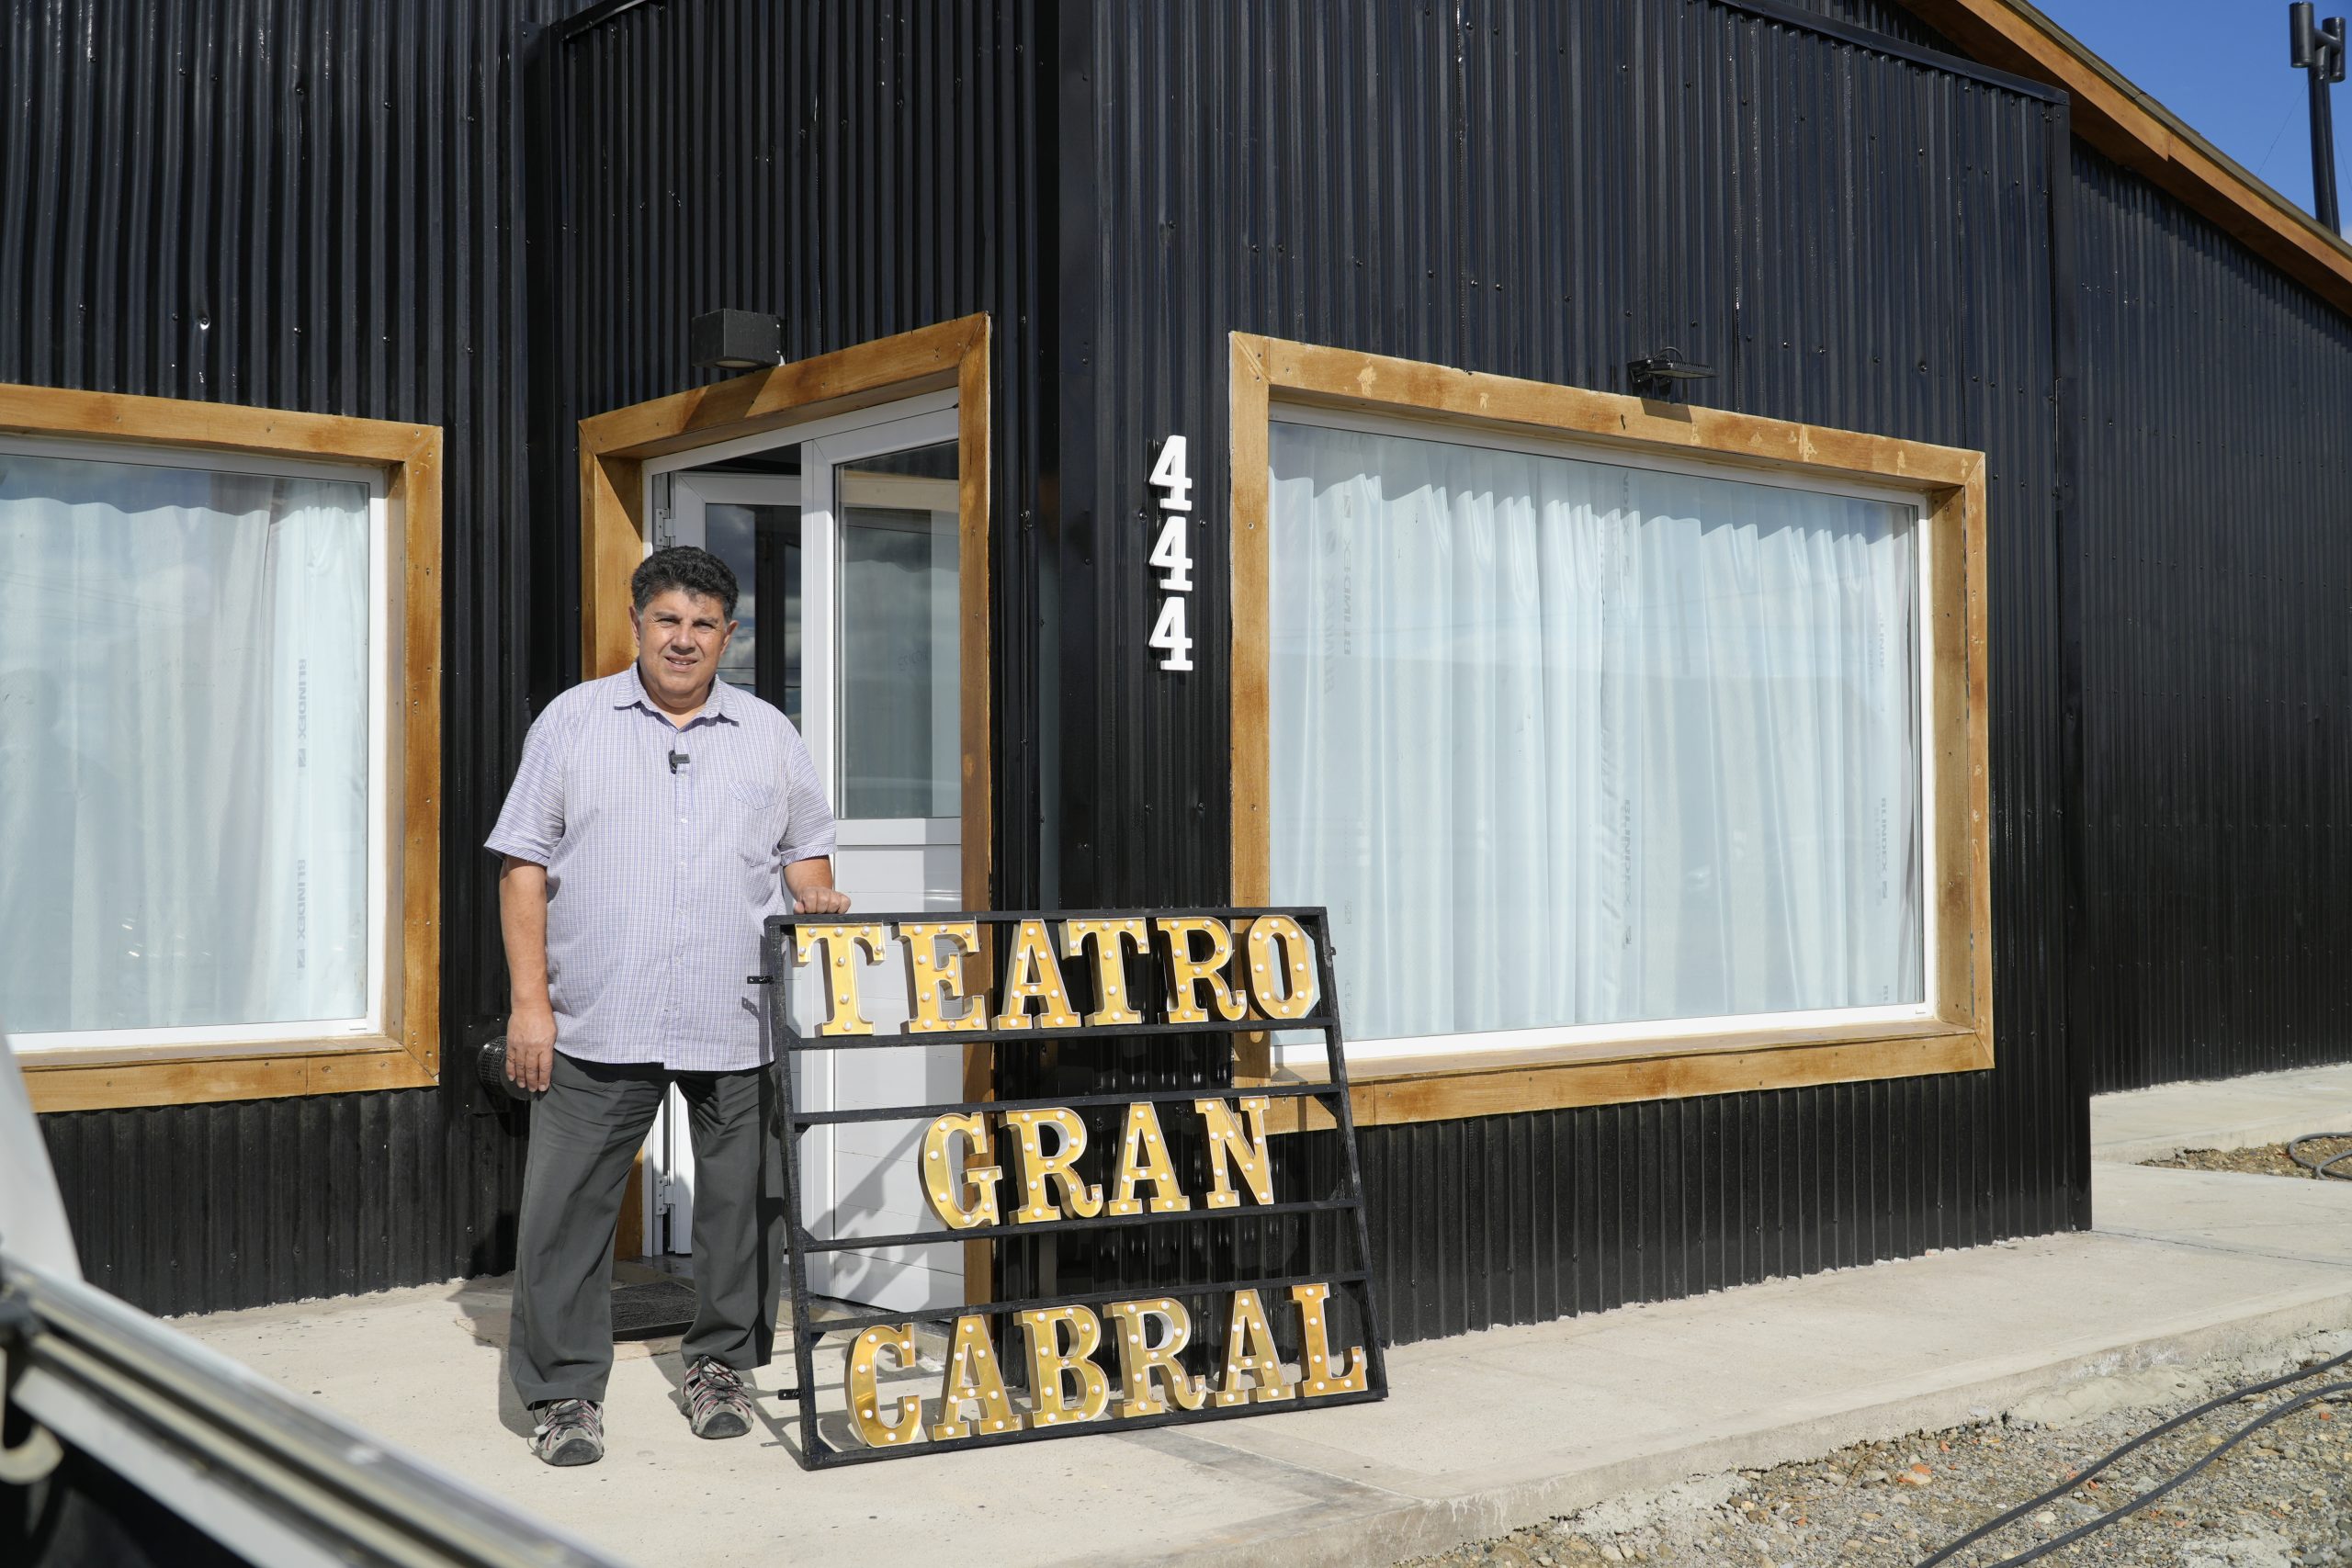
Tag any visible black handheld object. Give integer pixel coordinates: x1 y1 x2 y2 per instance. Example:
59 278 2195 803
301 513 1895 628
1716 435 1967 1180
475 1037 542 1101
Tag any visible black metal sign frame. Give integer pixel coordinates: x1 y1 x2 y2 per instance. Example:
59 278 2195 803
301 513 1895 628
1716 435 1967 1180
763 906 1386 1468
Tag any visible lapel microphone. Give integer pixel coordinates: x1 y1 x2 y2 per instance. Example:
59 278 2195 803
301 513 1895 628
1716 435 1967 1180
669 750 690 773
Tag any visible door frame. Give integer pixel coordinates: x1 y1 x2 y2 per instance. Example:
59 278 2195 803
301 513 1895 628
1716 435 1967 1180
576 315 993 1292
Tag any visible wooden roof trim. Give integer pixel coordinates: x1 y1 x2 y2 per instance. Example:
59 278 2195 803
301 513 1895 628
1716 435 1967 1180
1900 0 2352 314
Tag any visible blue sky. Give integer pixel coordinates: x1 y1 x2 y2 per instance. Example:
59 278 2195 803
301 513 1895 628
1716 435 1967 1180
2039 0 2350 219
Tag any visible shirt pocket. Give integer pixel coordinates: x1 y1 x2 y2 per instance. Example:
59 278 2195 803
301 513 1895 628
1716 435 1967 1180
729 780 779 813
727 779 784 883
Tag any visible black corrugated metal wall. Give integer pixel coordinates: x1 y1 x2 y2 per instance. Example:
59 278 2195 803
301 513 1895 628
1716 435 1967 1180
11 0 2107 1334
2070 147 2352 1091
1052 0 2085 1343
6 0 559 1314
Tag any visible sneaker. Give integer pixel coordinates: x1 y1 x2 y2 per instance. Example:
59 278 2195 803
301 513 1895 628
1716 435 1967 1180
529 1398 604 1466
683 1356 754 1439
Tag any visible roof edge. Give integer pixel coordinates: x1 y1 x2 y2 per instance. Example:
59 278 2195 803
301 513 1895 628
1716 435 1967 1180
1901 0 2352 316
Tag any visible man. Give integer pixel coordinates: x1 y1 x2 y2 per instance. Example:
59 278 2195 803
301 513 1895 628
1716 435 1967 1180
486 544 850 1467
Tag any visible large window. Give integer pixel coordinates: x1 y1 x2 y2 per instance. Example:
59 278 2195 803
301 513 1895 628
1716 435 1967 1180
0 384 441 1111
1270 416 1925 1055
1229 335 1990 1117
0 443 385 1048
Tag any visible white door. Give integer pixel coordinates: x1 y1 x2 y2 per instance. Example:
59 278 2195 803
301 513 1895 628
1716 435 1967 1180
640 404 966 1314
797 412 966 1311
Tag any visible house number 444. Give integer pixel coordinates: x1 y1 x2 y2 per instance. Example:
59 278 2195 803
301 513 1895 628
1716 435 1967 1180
1148 435 1194 671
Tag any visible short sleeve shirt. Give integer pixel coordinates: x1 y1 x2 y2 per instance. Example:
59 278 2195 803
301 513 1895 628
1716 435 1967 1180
484 665 835 1070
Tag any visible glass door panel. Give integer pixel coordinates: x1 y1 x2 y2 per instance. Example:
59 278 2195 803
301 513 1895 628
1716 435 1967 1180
670 472 800 721
801 412 965 1311
839 456 960 820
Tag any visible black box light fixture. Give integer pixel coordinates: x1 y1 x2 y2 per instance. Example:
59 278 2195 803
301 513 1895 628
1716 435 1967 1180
1626 347 1717 400
689 309 786 371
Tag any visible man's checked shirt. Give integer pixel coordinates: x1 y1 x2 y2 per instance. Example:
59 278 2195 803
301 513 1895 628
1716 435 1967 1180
485 663 836 1071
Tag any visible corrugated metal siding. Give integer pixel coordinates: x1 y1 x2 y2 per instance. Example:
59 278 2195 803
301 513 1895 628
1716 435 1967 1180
1059 0 2081 1343
1769 0 1955 51
6 0 2110 1338
2071 145 2352 1092
5 0 552 1314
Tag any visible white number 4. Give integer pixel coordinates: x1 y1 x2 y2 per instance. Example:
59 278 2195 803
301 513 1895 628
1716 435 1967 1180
1149 595 1193 671
1148 514 1193 592
1148 435 1193 511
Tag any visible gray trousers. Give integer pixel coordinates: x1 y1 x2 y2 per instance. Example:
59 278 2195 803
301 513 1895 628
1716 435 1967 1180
509 1051 786 1406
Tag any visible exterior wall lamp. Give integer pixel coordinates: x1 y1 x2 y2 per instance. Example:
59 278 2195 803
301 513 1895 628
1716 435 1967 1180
689 309 786 370
1626 347 1717 400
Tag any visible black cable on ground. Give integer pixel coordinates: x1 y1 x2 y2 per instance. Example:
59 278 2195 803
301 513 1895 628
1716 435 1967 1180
1914 1345 2352 1567
2287 1132 2352 1178
1969 1381 2352 1566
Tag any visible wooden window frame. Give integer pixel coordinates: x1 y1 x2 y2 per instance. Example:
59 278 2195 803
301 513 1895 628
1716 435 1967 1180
3 385 444 1112
1228 334 1992 1131
576 317 993 1275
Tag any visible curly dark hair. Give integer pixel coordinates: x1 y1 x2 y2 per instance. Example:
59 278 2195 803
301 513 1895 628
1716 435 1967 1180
631 545 739 619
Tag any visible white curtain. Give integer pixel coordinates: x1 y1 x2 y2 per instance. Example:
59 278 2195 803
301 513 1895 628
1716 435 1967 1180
1269 422 1922 1044
0 450 371 1037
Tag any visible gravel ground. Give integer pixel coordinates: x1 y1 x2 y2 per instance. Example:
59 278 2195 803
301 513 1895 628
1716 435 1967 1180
2145 1141 2352 1179
1398 1336 2352 1568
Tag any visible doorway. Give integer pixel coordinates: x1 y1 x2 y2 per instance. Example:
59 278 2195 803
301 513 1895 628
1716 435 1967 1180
643 399 969 1311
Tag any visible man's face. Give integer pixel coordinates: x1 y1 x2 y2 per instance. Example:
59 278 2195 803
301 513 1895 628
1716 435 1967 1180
631 588 736 712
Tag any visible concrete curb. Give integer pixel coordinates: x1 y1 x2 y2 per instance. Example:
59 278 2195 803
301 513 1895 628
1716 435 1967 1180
1110 1281 2352 1568
2090 1065 2352 1165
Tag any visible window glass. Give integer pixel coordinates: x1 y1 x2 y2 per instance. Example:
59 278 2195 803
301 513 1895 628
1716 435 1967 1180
0 448 373 1036
702 499 800 723
1269 420 1922 1044
837 444 959 820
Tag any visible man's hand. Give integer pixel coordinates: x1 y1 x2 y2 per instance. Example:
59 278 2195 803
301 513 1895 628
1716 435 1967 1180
506 1000 556 1094
786 856 852 915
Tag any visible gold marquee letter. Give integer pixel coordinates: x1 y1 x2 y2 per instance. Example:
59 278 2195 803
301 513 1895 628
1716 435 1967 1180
1106 1101 1191 1216
1062 918 1148 1026
920 1111 1001 1230
1018 1306 1111 1427
845 1324 923 1447
1213 1290 1294 1407
1194 1094 1276 1209
794 923 892 1036
1009 1108 1104 1223
899 920 986 1032
930 1314 1025 1439
1289 1283 1370 1396
1103 1297 1207 1417
1243 913 1319 1021
993 919 1081 1030
1155 917 1247 1024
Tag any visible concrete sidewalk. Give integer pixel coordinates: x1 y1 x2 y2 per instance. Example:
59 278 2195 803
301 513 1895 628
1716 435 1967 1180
2092 1059 2352 1163
174 1066 2352 1568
